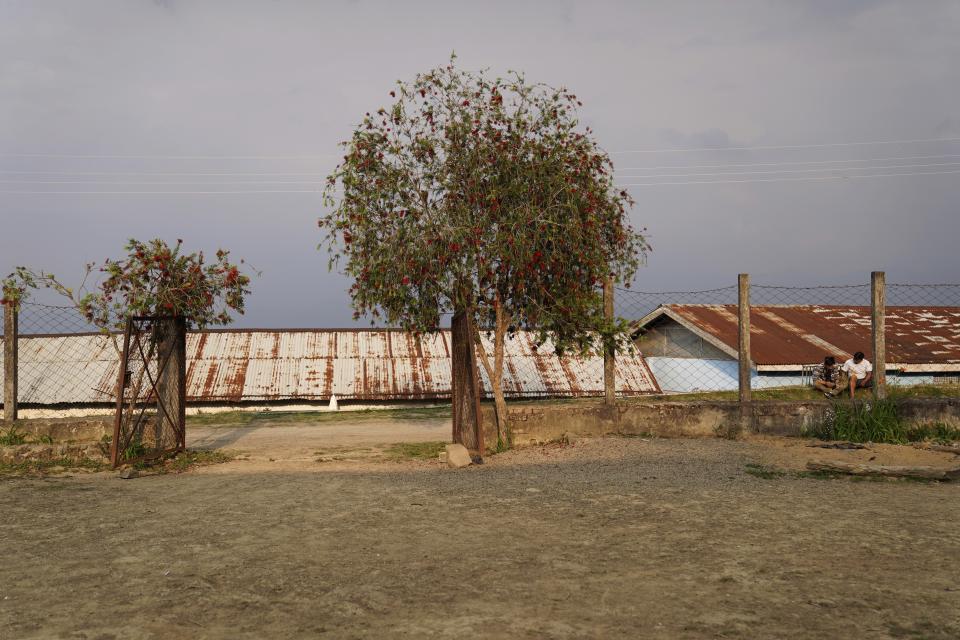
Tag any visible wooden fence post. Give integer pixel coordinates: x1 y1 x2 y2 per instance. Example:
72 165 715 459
738 274 751 405
603 277 615 406
3 304 17 422
871 271 886 400
737 274 752 435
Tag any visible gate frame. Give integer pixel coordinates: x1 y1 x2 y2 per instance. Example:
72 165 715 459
110 316 186 468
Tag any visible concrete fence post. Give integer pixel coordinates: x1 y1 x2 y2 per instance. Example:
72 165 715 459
871 271 886 400
603 277 615 406
3 303 17 422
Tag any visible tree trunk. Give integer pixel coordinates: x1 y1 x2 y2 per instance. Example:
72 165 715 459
806 459 960 481
451 309 483 457
474 299 510 450
155 316 186 452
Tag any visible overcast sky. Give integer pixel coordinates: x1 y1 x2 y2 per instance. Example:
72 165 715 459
2 0 958 328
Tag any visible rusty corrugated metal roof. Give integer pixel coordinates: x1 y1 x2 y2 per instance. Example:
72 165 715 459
637 304 960 369
5 328 660 404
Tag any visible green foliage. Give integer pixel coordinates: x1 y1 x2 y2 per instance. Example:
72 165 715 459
383 441 447 460
744 463 786 479
123 441 148 461
813 399 906 443
0 426 28 446
2 238 253 331
319 55 647 354
810 399 959 445
0 457 108 476
905 422 960 444
157 450 234 473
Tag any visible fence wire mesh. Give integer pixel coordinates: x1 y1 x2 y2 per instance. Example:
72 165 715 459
748 284 871 393
15 303 120 418
885 283 960 388
3 277 957 417
616 285 740 394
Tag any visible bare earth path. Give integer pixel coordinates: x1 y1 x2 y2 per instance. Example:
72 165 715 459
187 415 451 464
1 430 958 639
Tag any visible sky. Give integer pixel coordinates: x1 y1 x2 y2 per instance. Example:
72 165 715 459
1 0 958 328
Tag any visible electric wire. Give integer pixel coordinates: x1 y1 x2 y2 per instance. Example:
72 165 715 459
616 168 960 187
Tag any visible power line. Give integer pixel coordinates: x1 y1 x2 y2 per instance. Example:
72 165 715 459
0 180 326 185
0 169 329 176
607 136 960 154
4 136 959 161
6 153 960 177
613 153 960 172
3 168 959 193
0 189 323 194
0 152 337 160
5 161 960 185
616 160 960 180
617 168 960 187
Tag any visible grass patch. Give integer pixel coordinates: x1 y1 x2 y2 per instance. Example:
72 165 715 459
906 422 960 445
130 449 235 474
0 426 59 446
187 405 451 427
625 384 960 404
812 397 960 445
813 398 907 444
0 425 28 446
0 456 108 477
744 463 786 479
383 441 448 460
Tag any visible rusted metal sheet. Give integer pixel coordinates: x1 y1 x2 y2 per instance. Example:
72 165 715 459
13 328 660 404
647 305 960 369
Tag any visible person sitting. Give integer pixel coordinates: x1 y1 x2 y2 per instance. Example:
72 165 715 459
811 356 841 397
841 351 873 399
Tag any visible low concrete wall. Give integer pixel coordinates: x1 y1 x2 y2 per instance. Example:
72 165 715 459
0 442 108 463
480 397 960 447
2 417 112 443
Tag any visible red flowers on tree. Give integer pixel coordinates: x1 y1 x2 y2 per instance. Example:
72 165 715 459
2 239 253 332
319 55 647 446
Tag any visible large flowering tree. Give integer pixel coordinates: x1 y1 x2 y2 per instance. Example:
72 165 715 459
319 57 647 446
2 238 252 337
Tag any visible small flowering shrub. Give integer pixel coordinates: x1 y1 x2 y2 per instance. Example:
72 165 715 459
2 238 252 332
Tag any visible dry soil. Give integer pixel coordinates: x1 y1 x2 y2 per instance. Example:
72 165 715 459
1 426 958 639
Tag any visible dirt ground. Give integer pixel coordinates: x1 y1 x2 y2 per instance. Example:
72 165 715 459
1 418 959 639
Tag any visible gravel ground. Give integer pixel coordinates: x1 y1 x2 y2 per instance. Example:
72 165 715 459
1 437 958 639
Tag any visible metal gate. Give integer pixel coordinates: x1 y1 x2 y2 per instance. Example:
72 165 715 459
110 316 186 467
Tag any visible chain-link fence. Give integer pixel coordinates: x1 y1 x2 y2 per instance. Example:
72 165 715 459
748 284 872 393
3 275 958 419
617 285 739 393
617 278 960 398
14 303 120 419
884 283 960 388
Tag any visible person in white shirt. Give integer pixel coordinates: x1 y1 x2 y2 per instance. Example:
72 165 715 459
840 351 873 399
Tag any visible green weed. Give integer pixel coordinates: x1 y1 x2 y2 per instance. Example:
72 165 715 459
812 398 908 444
0 457 108 477
0 426 28 446
744 463 786 479
383 441 448 460
905 422 960 445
